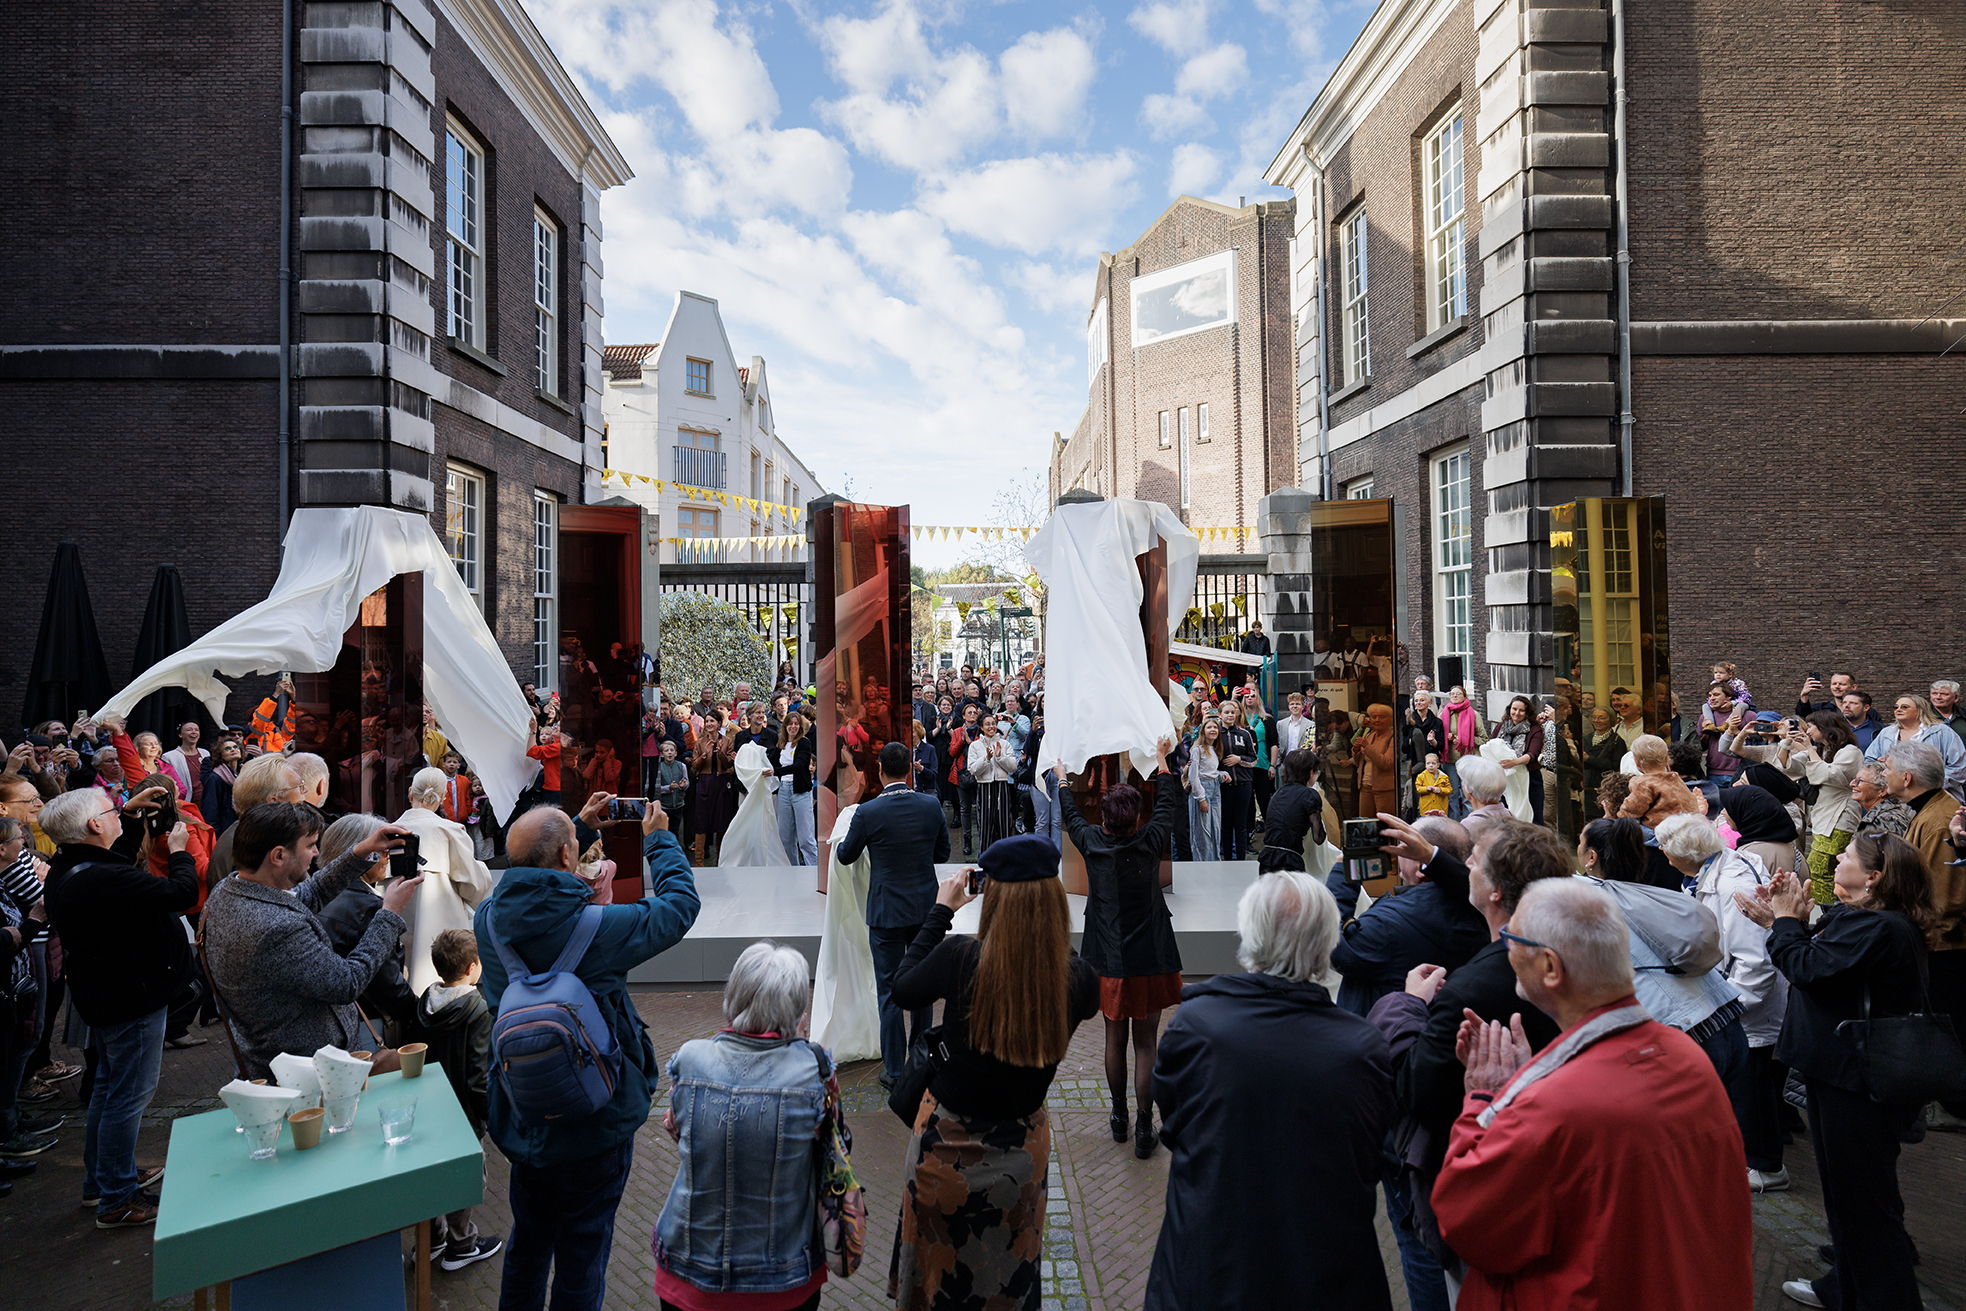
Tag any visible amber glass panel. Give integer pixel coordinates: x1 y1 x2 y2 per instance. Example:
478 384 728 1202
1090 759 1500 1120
1309 498 1397 821
1551 496 1670 839
814 503 912 862
294 573 423 823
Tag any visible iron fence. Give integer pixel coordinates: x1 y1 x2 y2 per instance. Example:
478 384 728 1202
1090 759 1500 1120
1175 553 1264 649
659 561 812 684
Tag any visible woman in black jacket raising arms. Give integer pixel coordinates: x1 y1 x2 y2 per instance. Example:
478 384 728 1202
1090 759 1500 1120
1061 739 1182 1157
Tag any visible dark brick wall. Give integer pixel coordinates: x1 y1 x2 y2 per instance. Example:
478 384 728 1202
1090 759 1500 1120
0 0 279 344
428 12 585 438
0 380 282 724
1626 0 1966 322
1631 354 1966 706
1323 0 1483 426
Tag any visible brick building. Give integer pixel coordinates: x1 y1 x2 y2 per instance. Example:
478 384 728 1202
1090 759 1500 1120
1048 196 1296 540
0 0 630 720
1266 0 1966 716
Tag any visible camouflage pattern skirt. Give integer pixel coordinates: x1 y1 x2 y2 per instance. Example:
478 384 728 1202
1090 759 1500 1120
888 1091 1051 1311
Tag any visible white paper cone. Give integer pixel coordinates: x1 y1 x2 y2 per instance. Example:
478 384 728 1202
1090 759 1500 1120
312 1045 373 1103
269 1053 324 1107
220 1079 303 1129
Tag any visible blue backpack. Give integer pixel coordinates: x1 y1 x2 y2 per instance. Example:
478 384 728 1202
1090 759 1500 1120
485 905 621 1122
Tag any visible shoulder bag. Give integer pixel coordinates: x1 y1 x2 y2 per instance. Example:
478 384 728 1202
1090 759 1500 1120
1839 980 1966 1107
886 1023 950 1126
806 1043 867 1277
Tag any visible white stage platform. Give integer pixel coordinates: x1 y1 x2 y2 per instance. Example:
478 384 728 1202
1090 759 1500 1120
628 861 1261 985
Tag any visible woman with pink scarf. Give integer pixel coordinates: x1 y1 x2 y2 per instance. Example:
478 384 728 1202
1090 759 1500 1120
1438 685 1487 819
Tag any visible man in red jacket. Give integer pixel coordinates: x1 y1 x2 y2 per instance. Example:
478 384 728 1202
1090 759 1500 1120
1432 878 1753 1310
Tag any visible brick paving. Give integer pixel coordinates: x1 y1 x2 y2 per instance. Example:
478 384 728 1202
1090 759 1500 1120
3 986 1961 1310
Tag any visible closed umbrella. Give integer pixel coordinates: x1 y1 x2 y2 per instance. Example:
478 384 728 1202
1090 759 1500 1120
129 564 215 739
22 542 111 730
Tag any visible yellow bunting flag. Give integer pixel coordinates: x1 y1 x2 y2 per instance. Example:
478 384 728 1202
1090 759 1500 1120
1209 601 1226 620
955 601 972 620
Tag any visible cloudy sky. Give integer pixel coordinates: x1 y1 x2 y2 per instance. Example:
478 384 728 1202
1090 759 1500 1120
523 0 1375 562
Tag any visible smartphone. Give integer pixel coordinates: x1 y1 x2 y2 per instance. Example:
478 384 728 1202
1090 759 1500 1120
389 832 421 881
1807 670 1821 683
1340 817 1386 886
608 797 648 822
967 868 986 896
145 799 179 839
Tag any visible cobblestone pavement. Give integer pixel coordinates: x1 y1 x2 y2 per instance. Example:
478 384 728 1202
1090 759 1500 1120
4 986 1961 1310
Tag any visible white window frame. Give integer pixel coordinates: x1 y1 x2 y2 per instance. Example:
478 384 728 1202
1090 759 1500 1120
532 208 560 395
1196 401 1211 444
1157 410 1171 450
444 464 485 603
1087 298 1109 385
532 492 558 692
1425 110 1468 330
445 120 487 350
685 357 713 396
1431 446 1473 664
1345 476 1376 499
1130 249 1236 347
1177 407 1192 510
1339 208 1370 386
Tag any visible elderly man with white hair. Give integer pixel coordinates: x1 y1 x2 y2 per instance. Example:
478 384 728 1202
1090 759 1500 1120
392 766 495 993
1433 879 1753 1311
1146 871 1395 1311
1455 756 1512 834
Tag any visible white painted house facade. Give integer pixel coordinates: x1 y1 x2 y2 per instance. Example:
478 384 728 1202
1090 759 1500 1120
602 291 823 565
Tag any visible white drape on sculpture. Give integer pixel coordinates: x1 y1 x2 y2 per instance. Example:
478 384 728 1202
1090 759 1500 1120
810 803 881 1062
1024 499 1199 777
1481 738 1534 821
720 743 790 866
97 506 536 820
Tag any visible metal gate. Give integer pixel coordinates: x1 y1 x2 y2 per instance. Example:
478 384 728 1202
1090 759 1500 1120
658 561 813 685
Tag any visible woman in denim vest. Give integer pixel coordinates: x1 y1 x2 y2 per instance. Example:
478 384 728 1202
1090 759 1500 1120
655 942 835 1311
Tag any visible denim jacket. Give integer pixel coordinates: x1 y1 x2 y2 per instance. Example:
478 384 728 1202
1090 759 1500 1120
656 1033 828 1294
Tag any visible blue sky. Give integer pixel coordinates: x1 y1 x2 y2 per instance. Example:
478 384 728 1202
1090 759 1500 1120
523 0 1376 564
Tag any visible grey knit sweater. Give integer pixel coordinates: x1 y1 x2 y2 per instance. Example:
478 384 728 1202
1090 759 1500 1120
201 850 406 1079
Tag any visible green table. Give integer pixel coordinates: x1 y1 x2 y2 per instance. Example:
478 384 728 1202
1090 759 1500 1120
154 1065 484 1309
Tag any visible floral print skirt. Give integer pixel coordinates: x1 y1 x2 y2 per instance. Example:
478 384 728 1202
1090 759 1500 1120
889 1092 1050 1311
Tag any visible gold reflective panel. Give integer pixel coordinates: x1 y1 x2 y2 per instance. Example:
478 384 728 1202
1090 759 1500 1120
1551 496 1670 839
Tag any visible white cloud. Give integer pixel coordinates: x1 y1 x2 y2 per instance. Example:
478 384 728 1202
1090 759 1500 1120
1008 260 1092 314
1176 42 1248 100
918 152 1139 256
1252 0 1339 58
1168 143 1223 195
524 0 778 137
1127 0 1213 55
814 1 1002 171
1141 92 1212 141
999 28 1099 140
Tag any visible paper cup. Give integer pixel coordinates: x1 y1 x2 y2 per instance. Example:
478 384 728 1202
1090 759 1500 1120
397 1043 428 1079
288 1107 325 1150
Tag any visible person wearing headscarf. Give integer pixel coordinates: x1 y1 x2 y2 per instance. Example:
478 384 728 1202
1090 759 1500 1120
1721 784 1800 883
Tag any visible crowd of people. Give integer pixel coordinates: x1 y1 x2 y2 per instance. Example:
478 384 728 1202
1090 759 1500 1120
1 656 1963 1311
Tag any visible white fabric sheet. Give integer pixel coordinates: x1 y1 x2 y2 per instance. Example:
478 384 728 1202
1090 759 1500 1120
1481 738 1534 821
1024 500 1199 777
809 803 881 1062
720 743 790 866
393 806 496 994
97 506 537 820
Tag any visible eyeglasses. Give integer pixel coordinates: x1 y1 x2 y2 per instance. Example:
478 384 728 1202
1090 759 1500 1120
1498 925 1549 952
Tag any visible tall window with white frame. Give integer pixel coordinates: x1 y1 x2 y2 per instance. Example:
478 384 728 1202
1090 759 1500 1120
1177 407 1192 511
1339 208 1370 385
1431 447 1473 669
445 120 487 350
532 492 558 692
444 464 485 609
1424 110 1467 330
1196 401 1211 444
532 208 559 395
1157 410 1171 450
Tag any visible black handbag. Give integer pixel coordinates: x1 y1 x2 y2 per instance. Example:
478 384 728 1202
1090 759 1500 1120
1838 981 1966 1107
886 1024 949 1126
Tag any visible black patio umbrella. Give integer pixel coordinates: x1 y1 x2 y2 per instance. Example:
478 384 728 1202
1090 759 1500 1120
21 542 112 731
128 563 215 739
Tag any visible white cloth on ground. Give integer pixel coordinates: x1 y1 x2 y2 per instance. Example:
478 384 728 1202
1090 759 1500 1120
96 506 536 820
810 803 881 1062
720 743 789 866
1024 499 1199 777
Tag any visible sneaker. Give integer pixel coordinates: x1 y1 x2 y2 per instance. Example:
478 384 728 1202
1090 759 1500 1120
82 1166 165 1207
34 1061 82 1083
438 1234 504 1272
18 1112 68 1135
1749 1167 1790 1193
164 1035 208 1049
18 1079 59 1104
0 1159 36 1180
95 1197 160 1230
1781 1278 1825 1307
0 1132 59 1159
1926 1104 1966 1133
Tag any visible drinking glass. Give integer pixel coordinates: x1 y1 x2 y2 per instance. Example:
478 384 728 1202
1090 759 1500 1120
379 1101 416 1147
244 1118 282 1161
326 1093 362 1135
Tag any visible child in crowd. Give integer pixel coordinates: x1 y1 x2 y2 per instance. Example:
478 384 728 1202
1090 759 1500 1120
655 739 690 821
418 929 503 1272
1415 752 1453 817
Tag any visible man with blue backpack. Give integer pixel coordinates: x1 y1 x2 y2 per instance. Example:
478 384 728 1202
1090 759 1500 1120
475 792 700 1311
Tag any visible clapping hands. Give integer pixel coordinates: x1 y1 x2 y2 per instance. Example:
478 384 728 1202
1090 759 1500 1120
1457 1009 1531 1094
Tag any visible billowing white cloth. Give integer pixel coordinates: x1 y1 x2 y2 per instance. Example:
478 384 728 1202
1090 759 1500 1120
97 506 536 821
1481 738 1534 821
810 803 880 1062
1025 500 1199 777
720 743 789 866
393 805 495 993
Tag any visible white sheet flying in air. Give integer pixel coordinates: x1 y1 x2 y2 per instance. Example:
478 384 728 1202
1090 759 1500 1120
1024 499 1199 777
98 506 537 821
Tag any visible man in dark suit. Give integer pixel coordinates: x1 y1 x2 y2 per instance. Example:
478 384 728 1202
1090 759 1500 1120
837 741 951 1087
